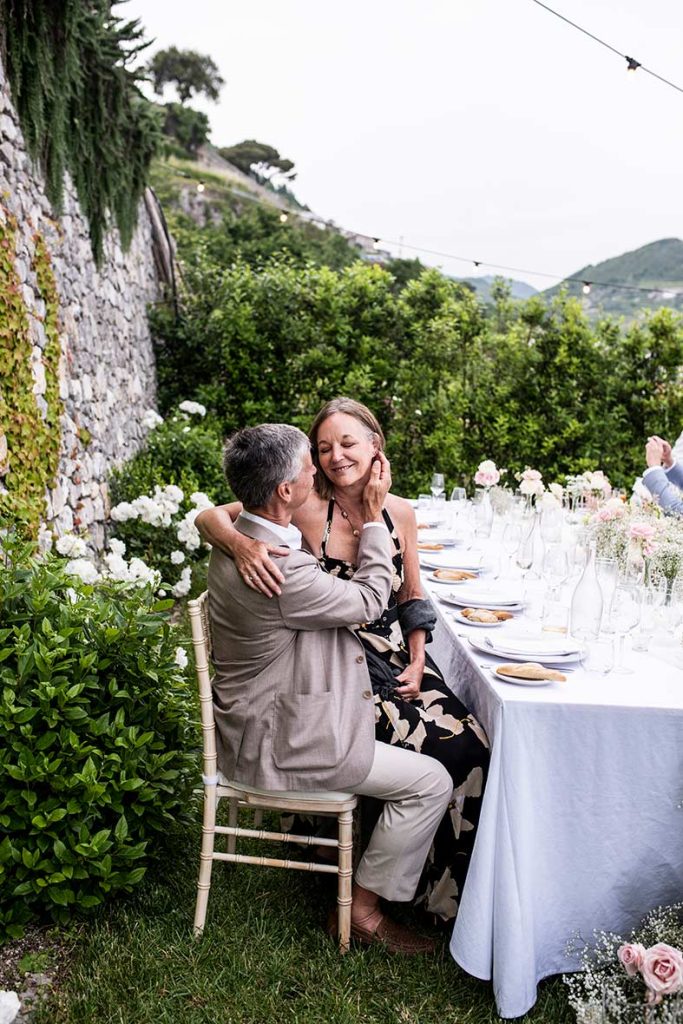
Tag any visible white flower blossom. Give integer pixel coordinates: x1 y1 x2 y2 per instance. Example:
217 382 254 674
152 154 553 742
101 552 130 582
0 991 21 1024
109 501 136 523
128 557 161 589
172 566 192 598
64 558 99 584
178 400 206 417
177 508 201 551
174 646 188 669
108 538 126 556
141 409 163 430
170 549 186 565
190 491 214 510
56 534 87 558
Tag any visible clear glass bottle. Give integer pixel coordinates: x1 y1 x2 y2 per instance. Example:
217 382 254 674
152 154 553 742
570 540 604 640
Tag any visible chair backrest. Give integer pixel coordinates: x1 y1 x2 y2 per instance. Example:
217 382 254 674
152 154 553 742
187 591 218 781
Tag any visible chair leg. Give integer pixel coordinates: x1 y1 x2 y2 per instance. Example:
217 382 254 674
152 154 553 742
226 797 238 855
194 785 218 937
337 808 354 954
253 809 264 828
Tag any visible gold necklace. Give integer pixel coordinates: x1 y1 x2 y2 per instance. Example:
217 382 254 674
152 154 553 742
334 499 361 538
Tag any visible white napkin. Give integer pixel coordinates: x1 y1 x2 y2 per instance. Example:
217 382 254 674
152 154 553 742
485 636 581 657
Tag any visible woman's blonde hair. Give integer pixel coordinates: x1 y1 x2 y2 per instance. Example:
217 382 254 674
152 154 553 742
308 397 386 500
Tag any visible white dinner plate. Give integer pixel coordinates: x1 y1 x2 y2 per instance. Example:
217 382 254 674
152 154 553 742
420 555 483 571
416 534 460 547
488 667 556 687
453 611 505 628
468 635 583 664
437 592 525 612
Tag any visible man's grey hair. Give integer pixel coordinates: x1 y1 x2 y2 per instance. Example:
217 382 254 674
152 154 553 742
223 424 310 508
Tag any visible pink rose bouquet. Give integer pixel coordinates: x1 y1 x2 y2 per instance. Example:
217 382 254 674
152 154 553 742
564 903 683 1022
518 467 544 498
474 459 500 488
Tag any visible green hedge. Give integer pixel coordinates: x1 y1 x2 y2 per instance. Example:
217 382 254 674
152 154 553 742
150 255 683 495
0 539 197 939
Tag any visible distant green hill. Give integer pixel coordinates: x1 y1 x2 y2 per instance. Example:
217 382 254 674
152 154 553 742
453 274 538 301
543 238 683 318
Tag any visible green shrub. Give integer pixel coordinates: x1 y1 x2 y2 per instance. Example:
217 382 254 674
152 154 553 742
0 538 197 939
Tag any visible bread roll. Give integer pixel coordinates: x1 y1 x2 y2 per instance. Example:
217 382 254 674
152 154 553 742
462 608 499 623
433 568 477 581
496 662 566 682
417 542 444 551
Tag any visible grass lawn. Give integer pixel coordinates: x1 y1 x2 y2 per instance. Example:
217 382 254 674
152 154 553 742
30 817 575 1024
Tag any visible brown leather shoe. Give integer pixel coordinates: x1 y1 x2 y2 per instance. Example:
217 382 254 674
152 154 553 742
326 909 435 955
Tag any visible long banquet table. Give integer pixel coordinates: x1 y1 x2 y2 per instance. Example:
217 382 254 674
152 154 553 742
421 561 683 1019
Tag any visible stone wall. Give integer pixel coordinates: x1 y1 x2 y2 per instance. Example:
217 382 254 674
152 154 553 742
0 55 164 548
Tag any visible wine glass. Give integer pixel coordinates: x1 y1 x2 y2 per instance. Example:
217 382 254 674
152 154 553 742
608 583 641 674
595 557 618 627
540 507 563 544
450 486 467 504
543 545 569 597
502 522 523 578
515 530 534 579
430 473 445 501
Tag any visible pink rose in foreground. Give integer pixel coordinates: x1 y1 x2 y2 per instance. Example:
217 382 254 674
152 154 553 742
640 943 683 999
617 942 646 977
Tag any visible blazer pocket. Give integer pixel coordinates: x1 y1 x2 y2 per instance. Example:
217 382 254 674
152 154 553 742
272 693 340 772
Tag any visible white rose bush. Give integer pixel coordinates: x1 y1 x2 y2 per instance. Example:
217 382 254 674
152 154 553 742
104 404 225 600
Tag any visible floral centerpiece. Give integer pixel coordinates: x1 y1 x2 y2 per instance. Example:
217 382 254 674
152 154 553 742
586 498 683 591
567 470 613 505
564 903 683 1023
474 459 500 488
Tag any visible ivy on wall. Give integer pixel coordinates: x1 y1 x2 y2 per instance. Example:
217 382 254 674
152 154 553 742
0 0 161 262
0 209 62 535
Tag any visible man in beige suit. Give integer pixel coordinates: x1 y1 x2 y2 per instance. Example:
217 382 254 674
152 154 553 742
208 423 452 954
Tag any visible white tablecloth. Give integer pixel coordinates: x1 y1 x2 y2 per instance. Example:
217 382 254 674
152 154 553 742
423 569 683 1019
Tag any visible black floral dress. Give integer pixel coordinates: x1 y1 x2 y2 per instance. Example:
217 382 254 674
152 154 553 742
320 500 490 921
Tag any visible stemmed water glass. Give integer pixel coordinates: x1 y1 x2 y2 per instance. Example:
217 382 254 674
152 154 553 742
540 507 563 544
430 473 445 501
543 545 569 597
608 583 641 674
595 557 618 628
501 522 522 579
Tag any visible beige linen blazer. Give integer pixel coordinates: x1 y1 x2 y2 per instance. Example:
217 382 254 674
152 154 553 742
207 513 394 791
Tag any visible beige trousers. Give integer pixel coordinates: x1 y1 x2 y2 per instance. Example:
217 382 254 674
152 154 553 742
352 741 452 902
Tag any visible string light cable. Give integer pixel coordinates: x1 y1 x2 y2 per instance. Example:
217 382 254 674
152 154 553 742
530 0 683 95
170 167 683 298
371 236 683 298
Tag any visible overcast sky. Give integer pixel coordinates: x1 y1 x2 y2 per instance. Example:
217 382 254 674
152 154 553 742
125 0 683 290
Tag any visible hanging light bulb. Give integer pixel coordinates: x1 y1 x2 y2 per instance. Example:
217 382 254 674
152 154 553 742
279 213 288 223
582 282 591 295
625 56 641 72
196 181 205 193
